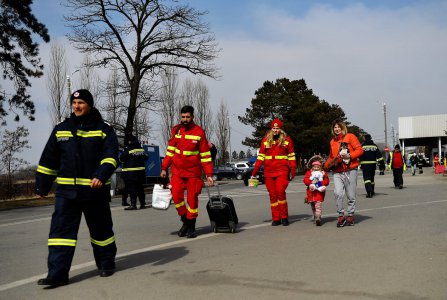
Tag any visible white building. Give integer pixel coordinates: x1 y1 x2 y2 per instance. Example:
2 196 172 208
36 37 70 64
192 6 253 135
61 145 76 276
398 114 447 161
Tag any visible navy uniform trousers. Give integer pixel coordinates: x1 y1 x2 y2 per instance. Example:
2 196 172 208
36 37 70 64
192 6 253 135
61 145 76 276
362 164 377 195
47 197 117 280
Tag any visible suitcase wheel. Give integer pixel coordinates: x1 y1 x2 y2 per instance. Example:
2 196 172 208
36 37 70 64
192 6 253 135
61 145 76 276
229 221 236 233
210 221 217 233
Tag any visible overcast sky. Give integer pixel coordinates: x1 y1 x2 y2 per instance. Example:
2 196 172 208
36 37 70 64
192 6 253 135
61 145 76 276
5 0 447 163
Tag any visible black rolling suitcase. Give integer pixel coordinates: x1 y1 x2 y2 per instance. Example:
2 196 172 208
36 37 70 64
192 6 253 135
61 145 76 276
206 184 238 233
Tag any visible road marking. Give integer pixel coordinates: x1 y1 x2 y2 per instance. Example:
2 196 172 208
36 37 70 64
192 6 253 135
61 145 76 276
1 198 447 292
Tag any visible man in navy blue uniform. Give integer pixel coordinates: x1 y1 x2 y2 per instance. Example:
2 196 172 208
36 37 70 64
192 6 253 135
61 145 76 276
120 134 148 210
35 89 119 287
359 134 385 198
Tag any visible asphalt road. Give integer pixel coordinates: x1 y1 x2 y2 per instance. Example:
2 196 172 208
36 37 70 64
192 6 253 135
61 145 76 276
1 168 446 299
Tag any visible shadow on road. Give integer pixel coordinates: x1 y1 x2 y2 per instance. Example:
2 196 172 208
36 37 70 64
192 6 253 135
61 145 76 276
68 246 188 284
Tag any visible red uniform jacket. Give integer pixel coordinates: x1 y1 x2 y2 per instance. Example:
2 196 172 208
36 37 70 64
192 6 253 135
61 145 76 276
324 133 363 172
303 169 330 202
252 135 297 178
162 121 213 178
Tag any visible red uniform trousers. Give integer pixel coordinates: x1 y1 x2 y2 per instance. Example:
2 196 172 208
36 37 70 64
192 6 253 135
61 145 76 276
264 174 289 221
170 174 204 220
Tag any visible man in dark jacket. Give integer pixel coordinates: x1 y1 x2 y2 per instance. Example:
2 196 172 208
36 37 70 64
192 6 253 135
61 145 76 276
387 144 406 189
359 134 385 198
35 89 119 287
120 134 148 210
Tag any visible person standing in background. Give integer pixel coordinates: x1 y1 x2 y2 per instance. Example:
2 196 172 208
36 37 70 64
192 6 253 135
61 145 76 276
387 144 406 189
120 134 148 210
359 134 385 198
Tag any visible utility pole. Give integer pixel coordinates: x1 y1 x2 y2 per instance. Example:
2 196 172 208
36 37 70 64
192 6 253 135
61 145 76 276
383 102 388 149
227 116 231 164
391 124 395 147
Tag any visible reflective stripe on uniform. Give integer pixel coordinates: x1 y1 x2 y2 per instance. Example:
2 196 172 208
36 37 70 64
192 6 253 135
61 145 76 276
174 149 199 155
48 238 77 247
278 200 287 205
201 158 212 163
175 201 185 208
90 236 115 247
77 130 106 138
101 158 117 167
129 149 144 154
122 167 146 171
360 161 377 164
264 156 288 160
37 165 58 176
200 151 211 157
55 131 73 138
56 177 111 185
185 135 201 141
187 207 198 214
271 202 278 207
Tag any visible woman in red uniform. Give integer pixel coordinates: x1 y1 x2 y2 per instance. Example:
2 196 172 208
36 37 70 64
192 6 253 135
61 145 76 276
252 119 297 226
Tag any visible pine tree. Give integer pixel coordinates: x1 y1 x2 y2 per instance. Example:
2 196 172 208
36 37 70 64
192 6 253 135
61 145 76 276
0 0 50 122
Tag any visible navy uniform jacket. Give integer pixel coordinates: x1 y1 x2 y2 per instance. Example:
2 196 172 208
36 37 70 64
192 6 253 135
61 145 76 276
35 108 119 200
359 140 385 170
120 139 148 183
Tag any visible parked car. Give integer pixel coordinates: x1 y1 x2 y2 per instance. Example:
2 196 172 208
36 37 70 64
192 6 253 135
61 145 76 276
226 162 252 171
212 165 244 181
242 166 264 186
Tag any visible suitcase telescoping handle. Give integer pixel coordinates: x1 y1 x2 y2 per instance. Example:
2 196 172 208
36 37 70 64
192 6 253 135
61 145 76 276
206 183 223 206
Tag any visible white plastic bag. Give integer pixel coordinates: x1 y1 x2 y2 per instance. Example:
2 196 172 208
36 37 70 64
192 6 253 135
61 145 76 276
151 184 172 210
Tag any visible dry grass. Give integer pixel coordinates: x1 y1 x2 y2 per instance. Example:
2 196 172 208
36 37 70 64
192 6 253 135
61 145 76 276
0 195 55 210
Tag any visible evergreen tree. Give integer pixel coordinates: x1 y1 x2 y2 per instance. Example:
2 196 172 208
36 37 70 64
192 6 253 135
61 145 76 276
0 0 50 122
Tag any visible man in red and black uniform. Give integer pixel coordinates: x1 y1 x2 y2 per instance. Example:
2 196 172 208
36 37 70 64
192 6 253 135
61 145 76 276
387 144 406 189
161 105 214 238
252 118 297 226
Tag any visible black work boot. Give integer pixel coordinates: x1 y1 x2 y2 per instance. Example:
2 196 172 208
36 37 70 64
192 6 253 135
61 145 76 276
178 214 188 237
37 277 69 287
122 196 129 206
125 199 137 210
187 218 197 238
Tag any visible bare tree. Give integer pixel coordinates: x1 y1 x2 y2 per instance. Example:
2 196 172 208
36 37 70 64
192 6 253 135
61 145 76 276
194 79 214 140
101 69 128 137
64 0 219 138
179 78 196 108
215 101 229 164
159 68 180 149
79 55 101 102
178 78 213 138
0 126 30 198
46 42 68 125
